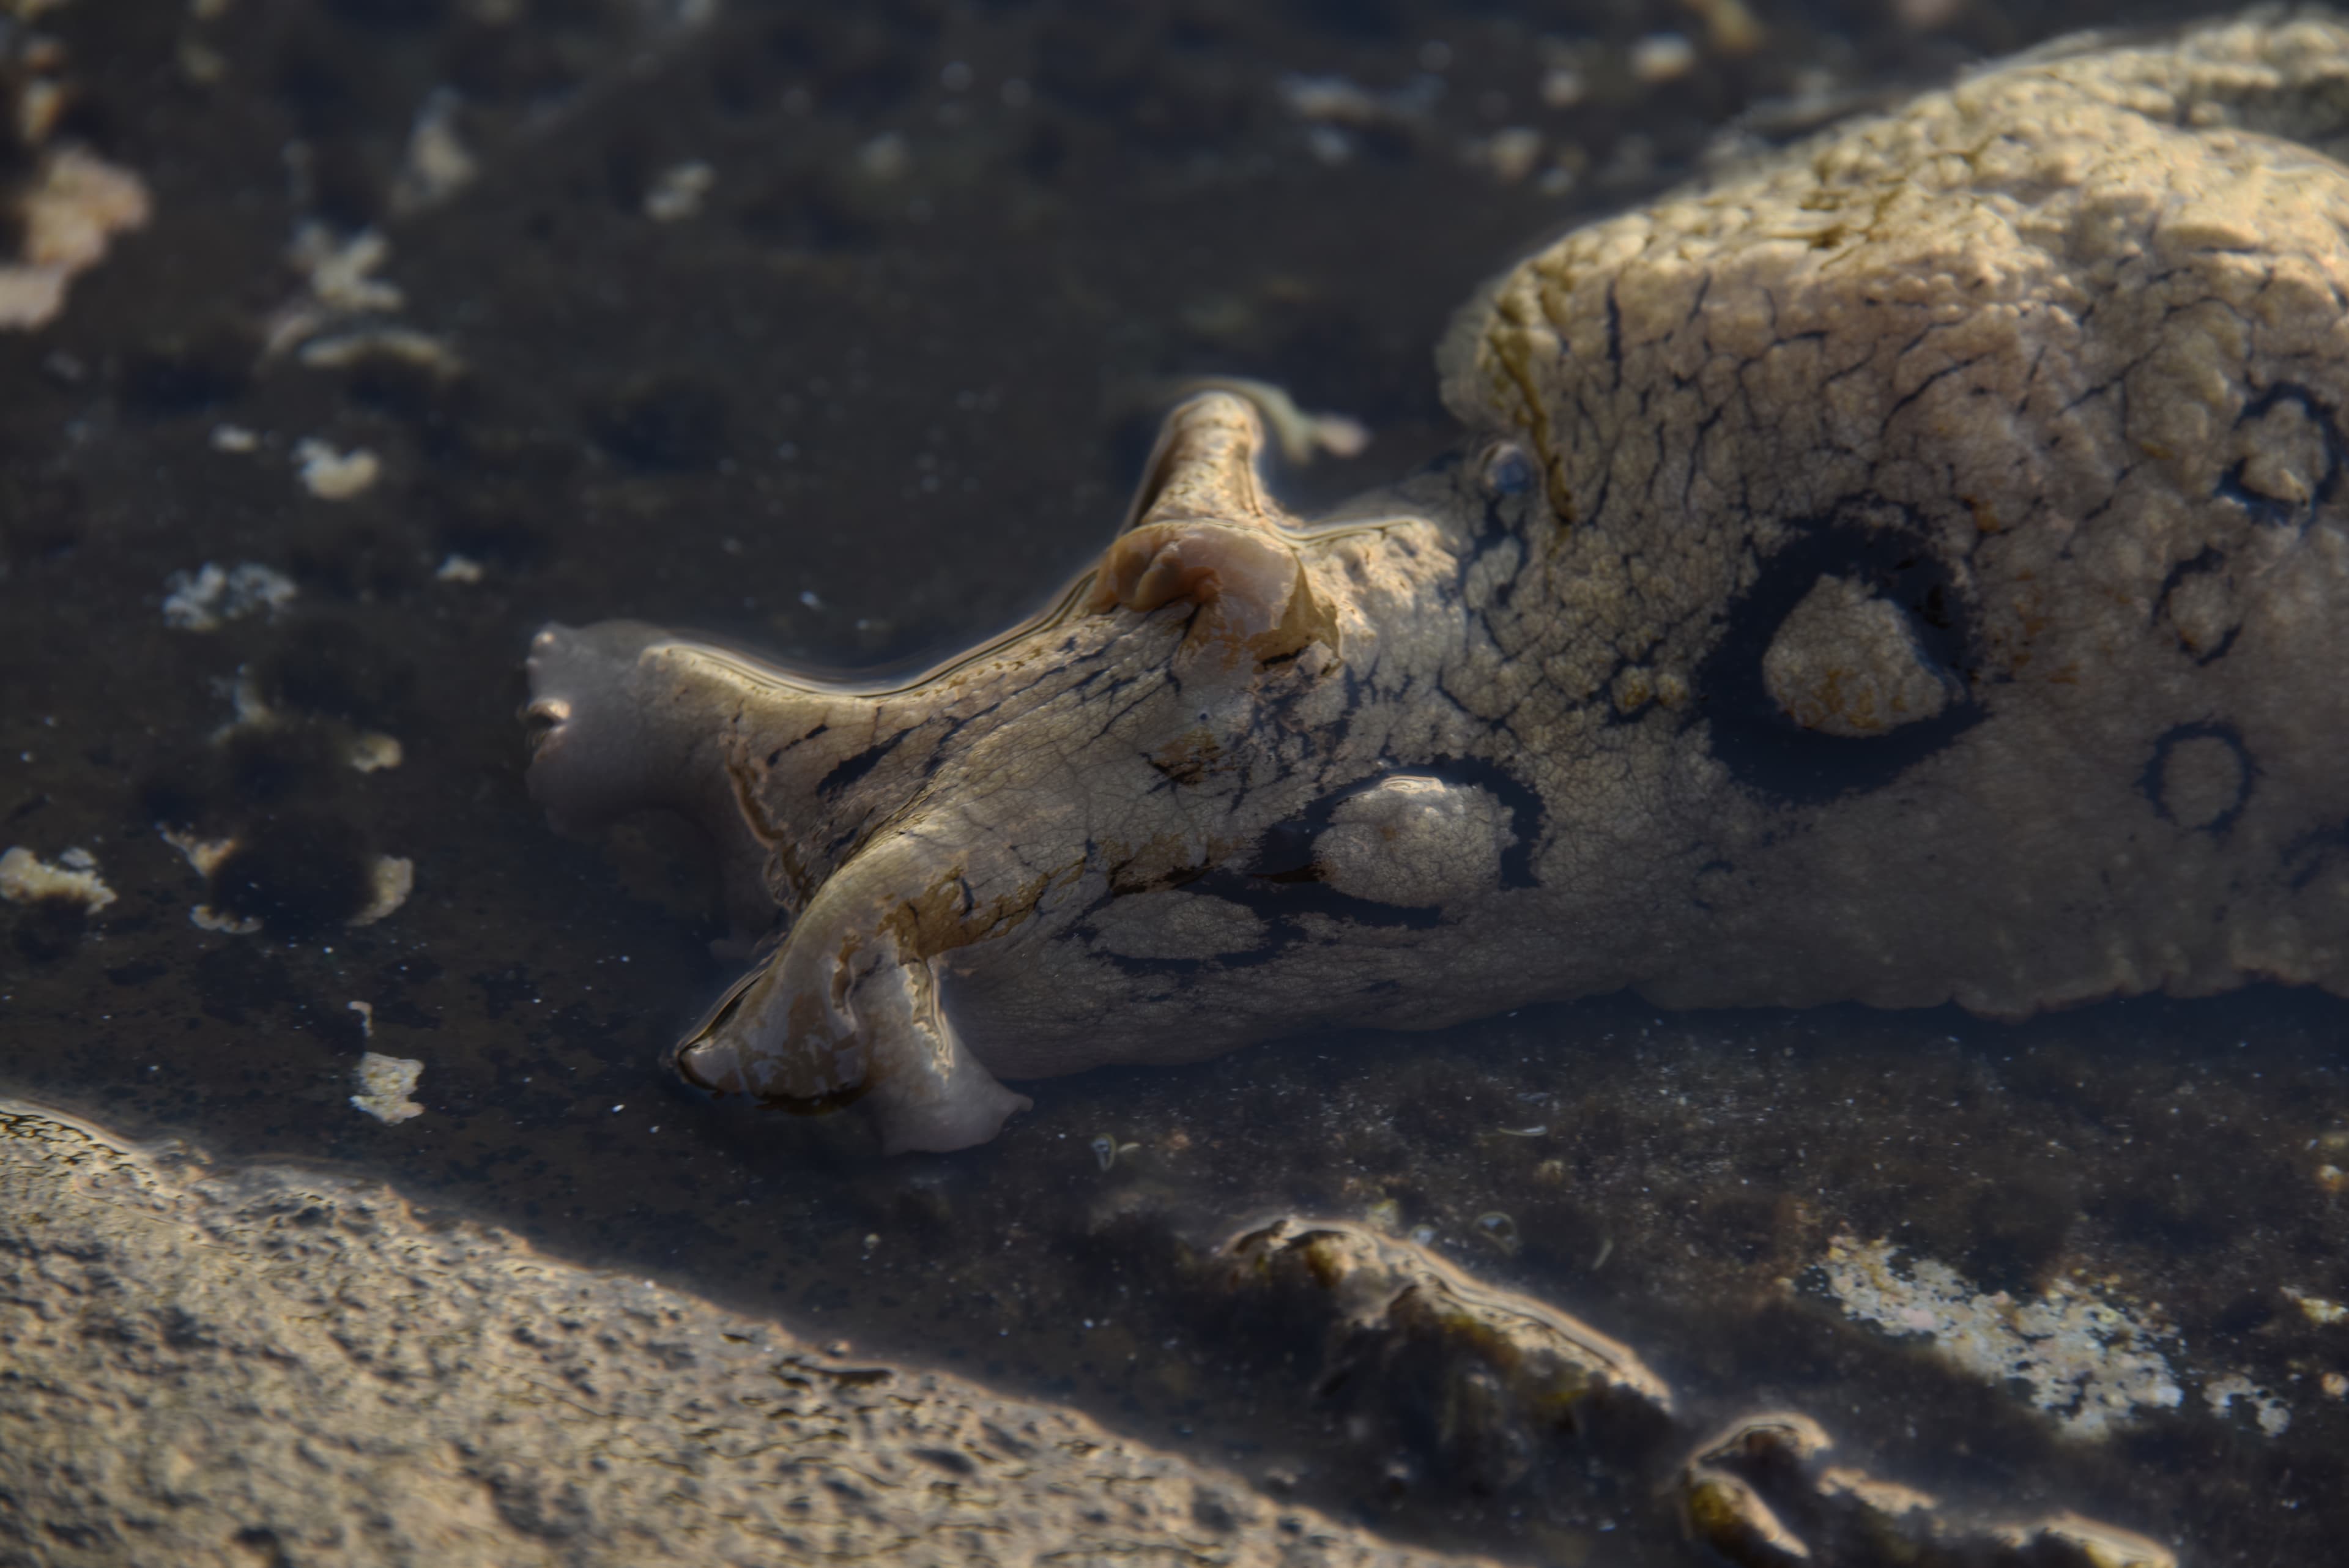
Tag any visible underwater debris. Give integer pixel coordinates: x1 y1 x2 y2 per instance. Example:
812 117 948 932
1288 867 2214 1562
0 146 149 330
296 325 462 378
349 856 414 927
389 87 476 215
644 160 715 222
1630 34 1699 83
2290 1288 2348 1326
2204 1373 2291 1436
294 439 380 501
1471 1211 1520 1255
344 733 402 774
159 827 234 879
349 1052 424 1124
1464 127 1544 185
266 226 404 356
0 845 113 915
1817 1236 2183 1439
161 562 296 631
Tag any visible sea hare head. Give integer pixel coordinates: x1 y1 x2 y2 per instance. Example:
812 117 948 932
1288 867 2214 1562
529 13 2349 1151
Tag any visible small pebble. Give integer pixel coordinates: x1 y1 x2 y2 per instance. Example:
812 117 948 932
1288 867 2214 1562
1630 33 1698 84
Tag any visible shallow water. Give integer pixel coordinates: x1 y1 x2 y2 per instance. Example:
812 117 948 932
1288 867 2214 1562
2 1 2342 1563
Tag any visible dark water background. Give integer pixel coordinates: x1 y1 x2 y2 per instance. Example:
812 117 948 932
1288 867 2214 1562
1 1 2343 1562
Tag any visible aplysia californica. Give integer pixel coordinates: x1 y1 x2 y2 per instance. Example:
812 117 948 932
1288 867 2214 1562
527 14 2349 1151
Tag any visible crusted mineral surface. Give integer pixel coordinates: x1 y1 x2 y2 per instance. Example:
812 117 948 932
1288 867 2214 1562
0 1098 1493 1568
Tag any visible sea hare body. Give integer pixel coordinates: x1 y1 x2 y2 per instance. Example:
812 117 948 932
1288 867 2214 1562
528 14 2349 1151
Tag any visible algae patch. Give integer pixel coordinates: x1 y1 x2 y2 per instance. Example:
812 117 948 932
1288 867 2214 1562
1817 1236 2183 1439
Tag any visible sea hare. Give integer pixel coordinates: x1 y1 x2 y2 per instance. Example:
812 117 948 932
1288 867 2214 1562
527 14 2349 1151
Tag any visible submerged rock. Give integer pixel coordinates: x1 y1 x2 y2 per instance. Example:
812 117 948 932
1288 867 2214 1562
0 1098 1493 1568
1187 1217 2182 1565
1679 1411 2177 1568
1208 1216 1677 1493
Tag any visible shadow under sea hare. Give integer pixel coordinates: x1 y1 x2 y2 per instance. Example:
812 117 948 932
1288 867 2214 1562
526 11 2349 1151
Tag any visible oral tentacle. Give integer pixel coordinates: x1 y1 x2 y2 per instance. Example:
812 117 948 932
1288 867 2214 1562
674 822 1045 1151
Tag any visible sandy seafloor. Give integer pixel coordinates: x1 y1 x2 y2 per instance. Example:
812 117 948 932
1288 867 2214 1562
0 0 2343 1562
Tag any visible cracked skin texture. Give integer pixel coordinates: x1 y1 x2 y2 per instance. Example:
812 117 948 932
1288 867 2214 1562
527 12 2349 1152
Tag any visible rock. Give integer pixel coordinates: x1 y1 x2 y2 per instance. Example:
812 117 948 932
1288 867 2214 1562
0 1097 1493 1568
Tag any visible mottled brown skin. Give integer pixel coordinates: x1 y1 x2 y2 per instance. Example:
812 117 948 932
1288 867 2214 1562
528 15 2349 1151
